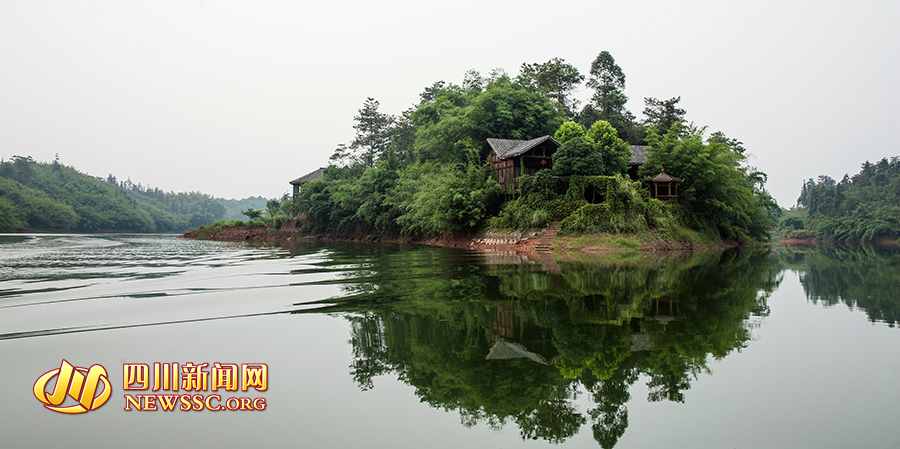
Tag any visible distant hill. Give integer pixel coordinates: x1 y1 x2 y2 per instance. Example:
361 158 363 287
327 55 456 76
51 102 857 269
0 155 226 233
215 196 270 221
782 156 900 241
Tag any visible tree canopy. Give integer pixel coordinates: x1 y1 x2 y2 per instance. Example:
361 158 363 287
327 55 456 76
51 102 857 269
787 157 900 241
638 124 778 242
516 57 584 118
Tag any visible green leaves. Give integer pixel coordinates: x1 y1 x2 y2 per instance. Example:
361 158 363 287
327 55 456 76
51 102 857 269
553 137 604 177
586 121 630 175
796 157 900 241
553 121 586 145
388 160 503 235
517 57 584 118
550 120 629 178
638 125 776 242
0 158 223 232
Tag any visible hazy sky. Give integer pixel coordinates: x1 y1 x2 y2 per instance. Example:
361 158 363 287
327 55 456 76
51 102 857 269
1 0 897 207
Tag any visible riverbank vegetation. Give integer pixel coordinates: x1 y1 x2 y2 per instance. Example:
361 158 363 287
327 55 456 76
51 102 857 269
283 52 777 245
780 157 900 242
0 155 226 232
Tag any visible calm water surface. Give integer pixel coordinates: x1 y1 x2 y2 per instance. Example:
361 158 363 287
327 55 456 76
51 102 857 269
1 234 898 448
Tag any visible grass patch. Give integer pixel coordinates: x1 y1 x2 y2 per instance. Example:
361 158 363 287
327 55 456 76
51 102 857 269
560 234 643 250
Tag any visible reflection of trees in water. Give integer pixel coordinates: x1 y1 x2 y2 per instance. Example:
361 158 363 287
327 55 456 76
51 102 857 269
311 246 779 447
781 244 900 326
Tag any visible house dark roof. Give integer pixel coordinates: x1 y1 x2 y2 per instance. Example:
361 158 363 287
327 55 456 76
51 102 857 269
629 145 648 165
649 170 682 182
289 167 326 185
486 135 560 160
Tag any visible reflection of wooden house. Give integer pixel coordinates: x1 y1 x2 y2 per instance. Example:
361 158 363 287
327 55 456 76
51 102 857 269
289 167 326 208
646 169 682 201
484 136 560 189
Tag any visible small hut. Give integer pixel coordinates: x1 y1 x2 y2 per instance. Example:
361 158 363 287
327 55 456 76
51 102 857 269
289 167 326 209
646 169 682 201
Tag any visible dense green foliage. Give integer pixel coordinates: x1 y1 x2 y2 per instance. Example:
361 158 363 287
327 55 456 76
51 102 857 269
638 124 779 242
585 120 630 175
491 172 687 241
296 73 564 237
550 120 629 178
290 53 775 243
785 157 900 241
0 156 225 232
552 138 603 177
515 57 585 118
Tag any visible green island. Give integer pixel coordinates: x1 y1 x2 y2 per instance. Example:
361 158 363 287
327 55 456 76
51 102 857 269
185 52 782 250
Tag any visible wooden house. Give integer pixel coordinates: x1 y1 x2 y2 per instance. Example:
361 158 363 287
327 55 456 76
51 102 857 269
484 136 560 189
289 167 326 207
484 135 651 188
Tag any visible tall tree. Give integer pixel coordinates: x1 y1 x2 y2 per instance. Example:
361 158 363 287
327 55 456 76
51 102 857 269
462 69 485 92
350 98 395 167
642 97 686 134
583 51 636 142
586 51 627 116
516 58 584 118
708 130 746 155
419 81 447 105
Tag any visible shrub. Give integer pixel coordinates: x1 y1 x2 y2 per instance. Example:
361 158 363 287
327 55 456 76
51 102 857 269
273 214 291 229
531 209 550 228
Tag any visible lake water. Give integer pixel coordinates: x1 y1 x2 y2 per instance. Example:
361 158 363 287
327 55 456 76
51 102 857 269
1 234 899 448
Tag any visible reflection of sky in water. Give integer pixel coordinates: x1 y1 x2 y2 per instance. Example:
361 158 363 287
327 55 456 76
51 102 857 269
1 235 899 448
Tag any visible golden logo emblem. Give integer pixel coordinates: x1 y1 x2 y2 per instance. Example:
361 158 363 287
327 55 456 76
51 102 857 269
33 360 111 414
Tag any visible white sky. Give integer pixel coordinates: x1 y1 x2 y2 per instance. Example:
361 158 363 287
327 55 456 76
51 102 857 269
1 0 897 207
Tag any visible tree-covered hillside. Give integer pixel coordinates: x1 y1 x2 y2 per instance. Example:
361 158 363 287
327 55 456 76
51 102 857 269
782 157 900 241
0 156 225 233
294 52 777 243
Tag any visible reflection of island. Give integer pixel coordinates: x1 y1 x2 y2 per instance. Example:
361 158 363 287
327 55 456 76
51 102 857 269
300 246 779 448
781 244 900 326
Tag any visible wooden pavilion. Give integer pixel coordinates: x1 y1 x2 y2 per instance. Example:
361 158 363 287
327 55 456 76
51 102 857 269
646 169 682 201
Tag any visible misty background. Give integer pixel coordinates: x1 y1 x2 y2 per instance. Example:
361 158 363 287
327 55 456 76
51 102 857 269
1 0 897 207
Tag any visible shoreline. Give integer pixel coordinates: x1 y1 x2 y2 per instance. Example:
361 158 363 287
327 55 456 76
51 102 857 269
179 223 728 255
